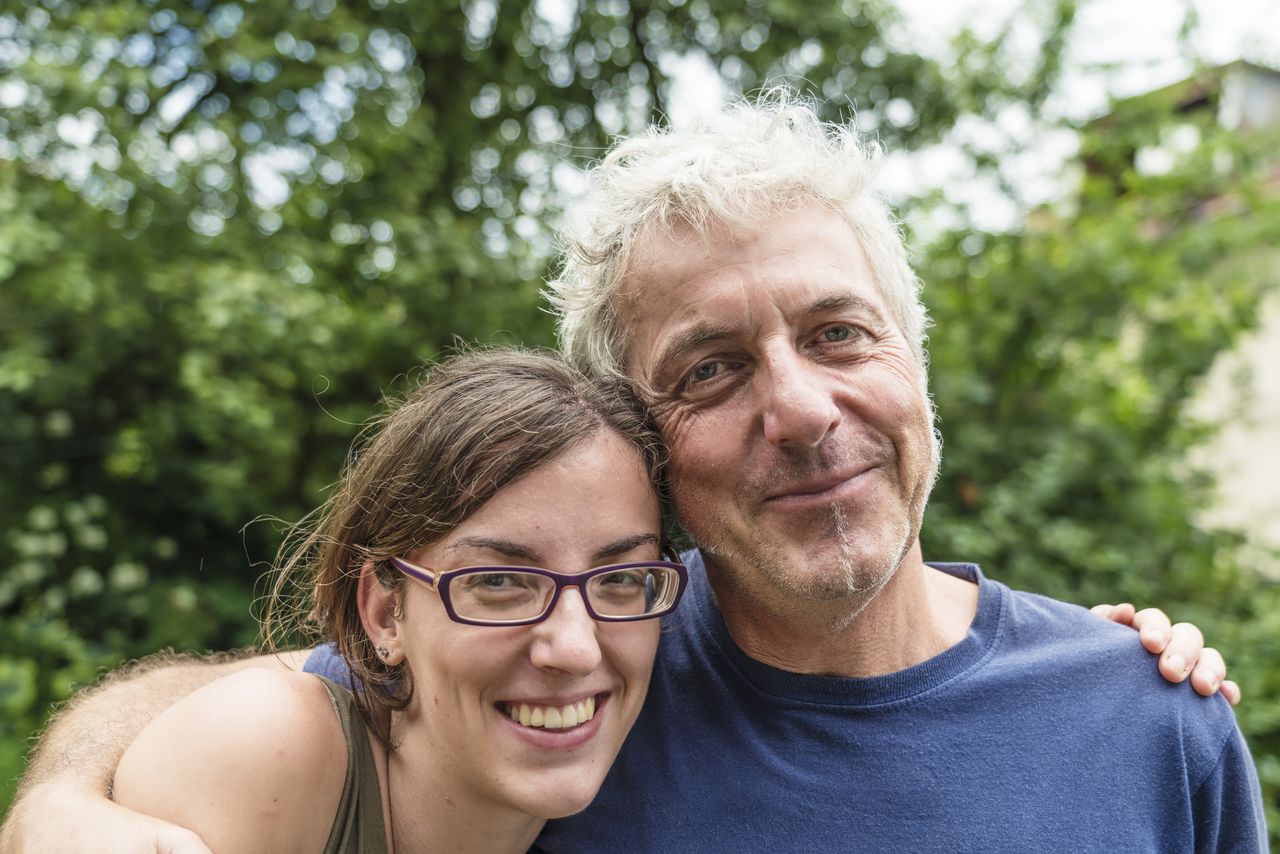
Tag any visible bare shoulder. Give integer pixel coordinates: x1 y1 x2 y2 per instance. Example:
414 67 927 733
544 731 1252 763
114 669 347 854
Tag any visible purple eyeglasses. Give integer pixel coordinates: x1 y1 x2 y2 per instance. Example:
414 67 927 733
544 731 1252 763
389 557 688 627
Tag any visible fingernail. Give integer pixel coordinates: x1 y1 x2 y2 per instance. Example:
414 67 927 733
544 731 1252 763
1196 670 1221 690
1166 654 1186 675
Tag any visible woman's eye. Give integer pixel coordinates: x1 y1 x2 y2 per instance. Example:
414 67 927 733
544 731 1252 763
465 572 538 591
470 573 516 589
599 570 644 587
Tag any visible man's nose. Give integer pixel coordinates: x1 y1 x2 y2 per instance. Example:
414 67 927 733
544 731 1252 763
529 588 604 676
758 348 842 447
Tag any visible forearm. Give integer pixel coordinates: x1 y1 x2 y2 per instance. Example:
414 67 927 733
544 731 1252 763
21 652 248 794
0 647 309 852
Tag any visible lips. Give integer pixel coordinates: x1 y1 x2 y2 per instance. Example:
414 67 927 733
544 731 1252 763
503 696 597 729
764 466 873 503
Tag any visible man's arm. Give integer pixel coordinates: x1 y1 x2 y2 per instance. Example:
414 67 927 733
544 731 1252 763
0 648 310 854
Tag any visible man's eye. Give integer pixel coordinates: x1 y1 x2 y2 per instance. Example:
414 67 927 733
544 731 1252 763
822 325 854 343
689 361 720 383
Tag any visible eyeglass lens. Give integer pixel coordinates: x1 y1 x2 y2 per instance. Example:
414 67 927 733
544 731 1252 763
450 565 680 622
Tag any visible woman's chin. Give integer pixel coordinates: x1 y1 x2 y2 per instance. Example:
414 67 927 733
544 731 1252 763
519 783 606 821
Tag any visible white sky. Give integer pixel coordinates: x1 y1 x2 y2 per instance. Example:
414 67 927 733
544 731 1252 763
897 0 1280 116
664 0 1279 230
899 0 1278 223
668 0 1280 119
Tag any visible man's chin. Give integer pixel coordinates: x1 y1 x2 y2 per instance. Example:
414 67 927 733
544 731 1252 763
704 534 901 604
780 549 899 602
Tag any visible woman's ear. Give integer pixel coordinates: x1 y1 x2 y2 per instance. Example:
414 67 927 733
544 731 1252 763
357 560 404 665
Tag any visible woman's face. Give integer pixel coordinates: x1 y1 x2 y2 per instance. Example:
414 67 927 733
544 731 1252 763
391 429 663 819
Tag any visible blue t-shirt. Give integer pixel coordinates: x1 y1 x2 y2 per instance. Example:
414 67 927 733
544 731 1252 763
306 555 1266 852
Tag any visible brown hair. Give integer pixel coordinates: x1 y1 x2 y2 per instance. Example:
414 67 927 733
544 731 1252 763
263 347 669 743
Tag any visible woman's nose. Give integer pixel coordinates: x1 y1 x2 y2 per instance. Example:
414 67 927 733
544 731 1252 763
529 587 603 676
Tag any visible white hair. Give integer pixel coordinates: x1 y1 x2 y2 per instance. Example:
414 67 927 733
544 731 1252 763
545 90 930 381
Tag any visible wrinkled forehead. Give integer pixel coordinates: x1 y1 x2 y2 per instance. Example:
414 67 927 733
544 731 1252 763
614 203 883 346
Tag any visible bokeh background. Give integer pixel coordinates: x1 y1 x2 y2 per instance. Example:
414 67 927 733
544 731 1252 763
1 0 1278 839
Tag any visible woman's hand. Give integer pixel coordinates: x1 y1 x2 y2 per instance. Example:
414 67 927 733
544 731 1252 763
1091 603 1240 705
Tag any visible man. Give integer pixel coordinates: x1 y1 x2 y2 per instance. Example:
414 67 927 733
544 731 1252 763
531 95 1265 851
0 95 1259 853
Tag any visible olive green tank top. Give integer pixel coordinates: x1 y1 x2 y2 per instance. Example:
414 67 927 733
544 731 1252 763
316 676 389 854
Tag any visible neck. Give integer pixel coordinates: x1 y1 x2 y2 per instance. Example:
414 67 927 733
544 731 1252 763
708 540 979 677
381 714 545 854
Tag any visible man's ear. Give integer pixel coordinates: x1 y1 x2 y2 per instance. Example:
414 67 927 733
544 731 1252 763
357 560 403 665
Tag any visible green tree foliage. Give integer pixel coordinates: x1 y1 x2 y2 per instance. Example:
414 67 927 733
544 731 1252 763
921 108 1280 835
1 0 1276 839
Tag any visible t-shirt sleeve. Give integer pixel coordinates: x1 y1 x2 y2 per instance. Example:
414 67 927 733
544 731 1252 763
301 642 352 683
1192 725 1268 852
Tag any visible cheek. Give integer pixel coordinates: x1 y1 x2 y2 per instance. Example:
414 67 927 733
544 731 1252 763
604 623 661 687
650 398 692 444
657 403 742 486
861 343 922 387
654 407 703 474
856 357 929 424
404 622 517 694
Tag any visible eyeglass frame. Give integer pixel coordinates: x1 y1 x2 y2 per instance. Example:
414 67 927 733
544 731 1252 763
388 556 689 627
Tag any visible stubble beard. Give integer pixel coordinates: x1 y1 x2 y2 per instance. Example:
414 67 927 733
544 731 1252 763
687 484 912 622
686 424 941 629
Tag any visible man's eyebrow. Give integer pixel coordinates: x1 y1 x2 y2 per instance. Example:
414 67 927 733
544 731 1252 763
652 325 737 376
806 293 886 323
447 536 539 561
594 533 661 561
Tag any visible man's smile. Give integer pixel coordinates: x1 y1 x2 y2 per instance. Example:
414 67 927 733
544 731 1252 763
763 465 876 507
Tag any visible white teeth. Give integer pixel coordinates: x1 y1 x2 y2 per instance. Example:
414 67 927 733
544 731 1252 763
508 698 597 730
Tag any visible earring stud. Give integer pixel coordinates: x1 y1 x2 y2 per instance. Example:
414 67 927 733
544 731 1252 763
376 645 390 660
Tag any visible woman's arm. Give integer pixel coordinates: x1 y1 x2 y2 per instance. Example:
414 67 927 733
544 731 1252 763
112 669 346 854
1090 604 1239 704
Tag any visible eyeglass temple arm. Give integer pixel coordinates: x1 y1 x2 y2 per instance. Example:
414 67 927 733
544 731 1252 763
390 557 438 589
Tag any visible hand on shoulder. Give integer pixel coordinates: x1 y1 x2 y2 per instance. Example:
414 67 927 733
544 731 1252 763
1090 603 1239 705
113 669 347 854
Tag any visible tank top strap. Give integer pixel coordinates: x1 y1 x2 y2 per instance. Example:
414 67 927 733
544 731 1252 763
315 675 389 854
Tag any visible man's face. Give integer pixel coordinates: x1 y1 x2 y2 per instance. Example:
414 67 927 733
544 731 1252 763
621 202 938 609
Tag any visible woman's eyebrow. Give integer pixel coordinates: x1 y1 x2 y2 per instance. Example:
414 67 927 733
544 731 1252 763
445 533 660 564
594 533 661 561
446 536 538 561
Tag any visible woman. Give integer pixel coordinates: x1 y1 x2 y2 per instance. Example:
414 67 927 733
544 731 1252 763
112 347 687 853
